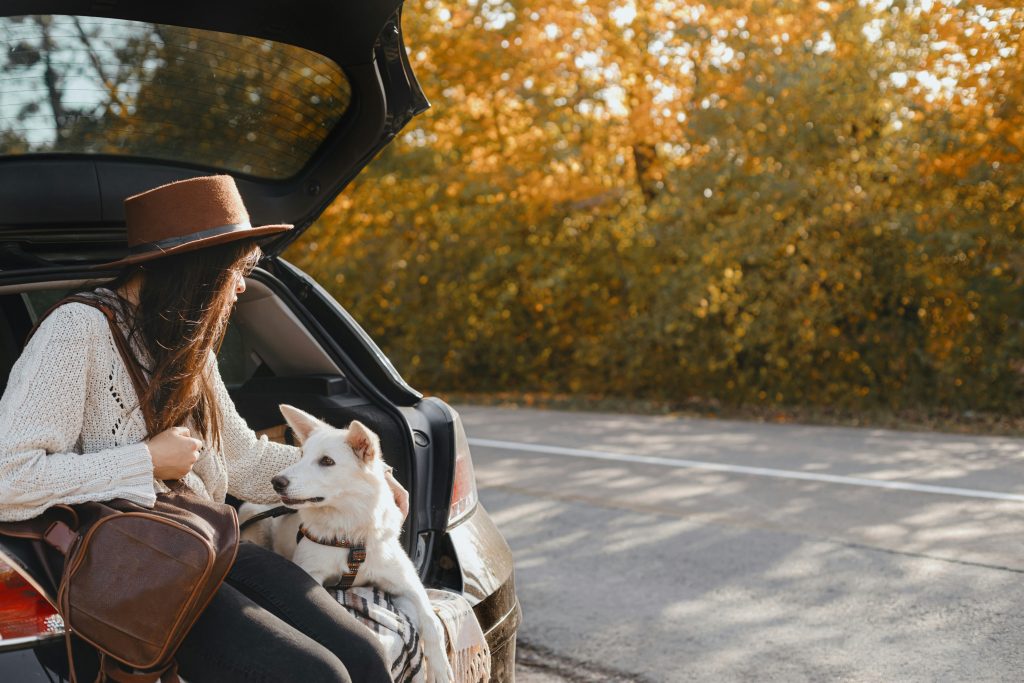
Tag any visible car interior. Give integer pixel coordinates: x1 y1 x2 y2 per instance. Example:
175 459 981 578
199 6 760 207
0 275 413 541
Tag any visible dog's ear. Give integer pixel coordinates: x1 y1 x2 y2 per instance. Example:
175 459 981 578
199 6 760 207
346 420 381 464
279 404 325 445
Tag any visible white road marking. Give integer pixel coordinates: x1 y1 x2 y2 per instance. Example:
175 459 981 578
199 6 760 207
468 437 1024 503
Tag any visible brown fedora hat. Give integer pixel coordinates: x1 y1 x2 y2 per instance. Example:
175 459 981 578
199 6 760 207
91 174 292 270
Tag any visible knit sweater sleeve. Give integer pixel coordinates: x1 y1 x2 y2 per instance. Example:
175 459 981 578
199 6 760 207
0 303 156 522
211 353 300 503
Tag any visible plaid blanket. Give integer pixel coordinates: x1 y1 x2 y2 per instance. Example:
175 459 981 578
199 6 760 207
331 586 490 683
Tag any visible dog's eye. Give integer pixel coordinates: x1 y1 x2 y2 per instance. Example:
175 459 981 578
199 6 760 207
319 456 335 467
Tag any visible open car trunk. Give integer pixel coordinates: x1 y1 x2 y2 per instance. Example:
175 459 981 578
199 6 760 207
0 268 519 682
0 273 415 539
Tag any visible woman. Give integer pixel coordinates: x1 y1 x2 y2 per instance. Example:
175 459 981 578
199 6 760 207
0 175 403 682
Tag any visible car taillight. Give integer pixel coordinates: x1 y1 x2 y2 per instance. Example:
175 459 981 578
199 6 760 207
0 558 64 644
448 409 479 528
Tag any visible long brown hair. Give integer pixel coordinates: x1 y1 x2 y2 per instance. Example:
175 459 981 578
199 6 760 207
97 240 262 452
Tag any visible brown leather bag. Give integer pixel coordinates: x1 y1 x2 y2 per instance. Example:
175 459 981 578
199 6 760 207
0 294 240 683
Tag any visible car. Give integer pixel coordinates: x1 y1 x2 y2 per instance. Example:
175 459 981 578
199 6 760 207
0 1 520 680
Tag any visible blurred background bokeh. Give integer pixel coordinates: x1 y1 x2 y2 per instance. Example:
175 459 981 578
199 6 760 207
284 1 1024 423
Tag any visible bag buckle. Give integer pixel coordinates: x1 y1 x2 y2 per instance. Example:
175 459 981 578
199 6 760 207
43 521 76 555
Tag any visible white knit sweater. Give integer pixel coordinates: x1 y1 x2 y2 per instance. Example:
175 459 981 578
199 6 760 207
0 297 300 522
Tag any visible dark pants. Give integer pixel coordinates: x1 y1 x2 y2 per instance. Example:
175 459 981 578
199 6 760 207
54 542 391 683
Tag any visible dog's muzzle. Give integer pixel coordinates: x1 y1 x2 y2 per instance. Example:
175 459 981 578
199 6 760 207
271 475 325 506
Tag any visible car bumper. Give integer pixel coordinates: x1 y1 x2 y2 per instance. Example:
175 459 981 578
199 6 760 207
448 503 521 681
478 577 521 682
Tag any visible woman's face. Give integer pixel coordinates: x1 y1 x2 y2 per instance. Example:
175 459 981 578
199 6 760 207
231 270 247 303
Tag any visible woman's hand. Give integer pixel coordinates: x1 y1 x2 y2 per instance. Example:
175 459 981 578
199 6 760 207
385 467 409 520
146 426 203 480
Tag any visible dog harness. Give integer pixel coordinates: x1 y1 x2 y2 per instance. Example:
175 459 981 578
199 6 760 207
297 524 367 591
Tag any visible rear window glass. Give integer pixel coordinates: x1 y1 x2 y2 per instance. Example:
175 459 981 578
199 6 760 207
0 15 351 178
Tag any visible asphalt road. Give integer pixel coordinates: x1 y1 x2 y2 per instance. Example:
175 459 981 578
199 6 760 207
454 405 1024 682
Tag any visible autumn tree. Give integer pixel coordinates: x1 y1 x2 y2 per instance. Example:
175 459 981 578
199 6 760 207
282 0 1023 415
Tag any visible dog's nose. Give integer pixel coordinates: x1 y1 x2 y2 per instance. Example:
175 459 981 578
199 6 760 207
271 475 289 493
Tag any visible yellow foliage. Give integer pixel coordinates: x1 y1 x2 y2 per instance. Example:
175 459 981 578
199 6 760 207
285 0 1024 415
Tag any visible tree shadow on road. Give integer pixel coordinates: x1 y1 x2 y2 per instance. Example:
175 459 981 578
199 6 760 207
476 444 1024 681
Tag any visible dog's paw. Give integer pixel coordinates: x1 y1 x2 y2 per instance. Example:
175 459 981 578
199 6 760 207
425 657 454 683
424 635 453 683
418 635 451 682
420 616 453 683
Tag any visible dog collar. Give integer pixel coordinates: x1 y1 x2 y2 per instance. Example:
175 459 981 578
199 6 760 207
297 525 366 591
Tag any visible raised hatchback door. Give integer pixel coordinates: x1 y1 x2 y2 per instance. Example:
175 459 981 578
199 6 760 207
0 1 428 268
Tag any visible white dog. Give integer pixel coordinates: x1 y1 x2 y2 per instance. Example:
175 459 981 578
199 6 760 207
240 405 453 683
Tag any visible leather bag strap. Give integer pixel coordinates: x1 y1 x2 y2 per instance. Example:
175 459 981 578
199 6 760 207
0 505 79 545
